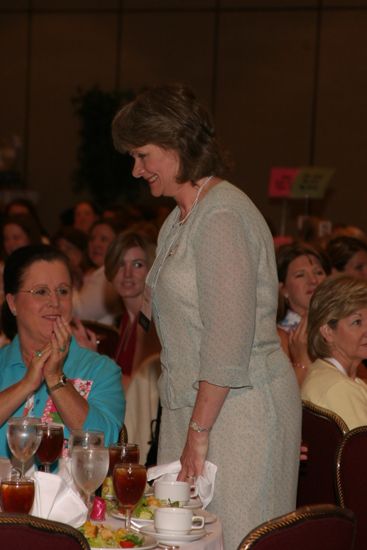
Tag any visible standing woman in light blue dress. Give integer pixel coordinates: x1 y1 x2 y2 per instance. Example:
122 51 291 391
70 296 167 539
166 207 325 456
112 84 301 548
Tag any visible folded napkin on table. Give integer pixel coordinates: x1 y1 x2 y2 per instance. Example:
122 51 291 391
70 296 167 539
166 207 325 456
147 460 217 509
32 469 87 527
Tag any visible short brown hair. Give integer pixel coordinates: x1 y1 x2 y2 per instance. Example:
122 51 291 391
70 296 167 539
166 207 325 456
104 230 156 282
308 275 367 360
276 242 330 322
326 235 367 272
112 83 228 183
277 242 330 283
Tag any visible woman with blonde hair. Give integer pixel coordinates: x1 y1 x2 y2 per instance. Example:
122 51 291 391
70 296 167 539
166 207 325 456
302 275 367 430
104 229 160 388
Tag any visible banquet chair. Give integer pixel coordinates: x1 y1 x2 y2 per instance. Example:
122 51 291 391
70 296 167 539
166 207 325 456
81 320 119 358
336 425 367 550
237 504 355 550
297 400 348 507
0 513 90 550
124 354 161 464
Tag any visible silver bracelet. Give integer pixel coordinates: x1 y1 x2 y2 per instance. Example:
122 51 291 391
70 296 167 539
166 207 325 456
189 419 212 433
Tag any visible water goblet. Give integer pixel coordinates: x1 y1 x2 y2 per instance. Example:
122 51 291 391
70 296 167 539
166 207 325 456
71 446 109 518
68 429 104 454
7 417 43 478
113 463 147 531
36 424 64 472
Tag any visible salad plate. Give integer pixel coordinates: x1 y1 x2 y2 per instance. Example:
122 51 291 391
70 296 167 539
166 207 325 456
81 521 156 549
140 525 207 545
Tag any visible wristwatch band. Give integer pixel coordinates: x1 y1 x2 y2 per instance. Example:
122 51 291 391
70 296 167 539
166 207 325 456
47 374 68 393
189 419 212 433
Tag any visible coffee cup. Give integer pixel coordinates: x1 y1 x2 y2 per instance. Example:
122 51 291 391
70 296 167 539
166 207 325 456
154 507 205 535
154 480 191 504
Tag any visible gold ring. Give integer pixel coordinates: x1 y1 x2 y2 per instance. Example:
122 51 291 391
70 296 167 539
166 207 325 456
35 350 43 358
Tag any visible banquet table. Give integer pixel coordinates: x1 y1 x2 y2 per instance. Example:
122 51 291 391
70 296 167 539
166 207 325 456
103 513 224 550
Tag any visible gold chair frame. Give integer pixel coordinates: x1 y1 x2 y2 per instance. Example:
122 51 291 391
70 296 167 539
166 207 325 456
335 425 367 507
0 513 90 550
118 423 128 445
302 400 349 435
237 504 355 549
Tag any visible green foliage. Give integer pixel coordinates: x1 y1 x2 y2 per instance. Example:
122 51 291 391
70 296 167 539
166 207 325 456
72 86 140 206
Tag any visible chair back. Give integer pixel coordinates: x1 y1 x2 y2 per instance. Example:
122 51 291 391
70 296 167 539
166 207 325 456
123 354 161 464
118 423 128 445
0 514 90 550
297 400 348 507
336 425 367 550
81 320 119 358
237 504 355 550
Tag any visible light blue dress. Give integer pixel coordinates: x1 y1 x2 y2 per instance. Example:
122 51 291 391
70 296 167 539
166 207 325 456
147 181 302 549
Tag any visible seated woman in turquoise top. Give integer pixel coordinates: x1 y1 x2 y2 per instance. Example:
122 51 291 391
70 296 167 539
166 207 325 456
0 245 124 458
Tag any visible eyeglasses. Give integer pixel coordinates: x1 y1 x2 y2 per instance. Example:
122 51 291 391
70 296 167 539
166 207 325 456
18 284 72 300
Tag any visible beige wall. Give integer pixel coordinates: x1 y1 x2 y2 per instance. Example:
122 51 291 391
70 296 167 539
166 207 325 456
1 0 366 234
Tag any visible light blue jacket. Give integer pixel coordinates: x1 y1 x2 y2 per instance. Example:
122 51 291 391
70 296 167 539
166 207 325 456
0 336 125 458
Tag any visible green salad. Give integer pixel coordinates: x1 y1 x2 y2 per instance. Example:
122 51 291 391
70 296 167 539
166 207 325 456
79 522 143 548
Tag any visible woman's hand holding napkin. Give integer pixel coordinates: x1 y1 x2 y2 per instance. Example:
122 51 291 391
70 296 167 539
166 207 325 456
147 459 217 508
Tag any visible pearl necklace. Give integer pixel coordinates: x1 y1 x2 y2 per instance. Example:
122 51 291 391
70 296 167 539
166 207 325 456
178 175 213 225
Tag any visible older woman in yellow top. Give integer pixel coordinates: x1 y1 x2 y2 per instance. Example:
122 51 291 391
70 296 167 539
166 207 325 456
302 275 367 430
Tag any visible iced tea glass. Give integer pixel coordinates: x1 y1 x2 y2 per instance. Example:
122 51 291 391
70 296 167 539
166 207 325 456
108 443 140 476
120 443 140 464
113 463 146 531
1 477 35 513
36 424 64 472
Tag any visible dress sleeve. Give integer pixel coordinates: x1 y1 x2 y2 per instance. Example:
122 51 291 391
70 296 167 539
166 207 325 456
193 208 257 388
83 355 125 445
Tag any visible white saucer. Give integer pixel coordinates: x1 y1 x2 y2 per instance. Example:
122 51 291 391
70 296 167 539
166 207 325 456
140 524 207 545
183 496 203 509
193 508 217 524
111 507 216 526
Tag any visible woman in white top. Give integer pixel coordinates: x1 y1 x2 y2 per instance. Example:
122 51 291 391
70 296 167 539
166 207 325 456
277 242 330 384
302 275 367 430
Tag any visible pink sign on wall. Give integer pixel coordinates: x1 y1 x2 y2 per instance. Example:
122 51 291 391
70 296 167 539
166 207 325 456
268 167 300 198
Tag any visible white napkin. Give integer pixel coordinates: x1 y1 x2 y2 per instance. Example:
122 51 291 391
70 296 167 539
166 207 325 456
32 471 87 527
0 458 12 479
147 460 217 509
